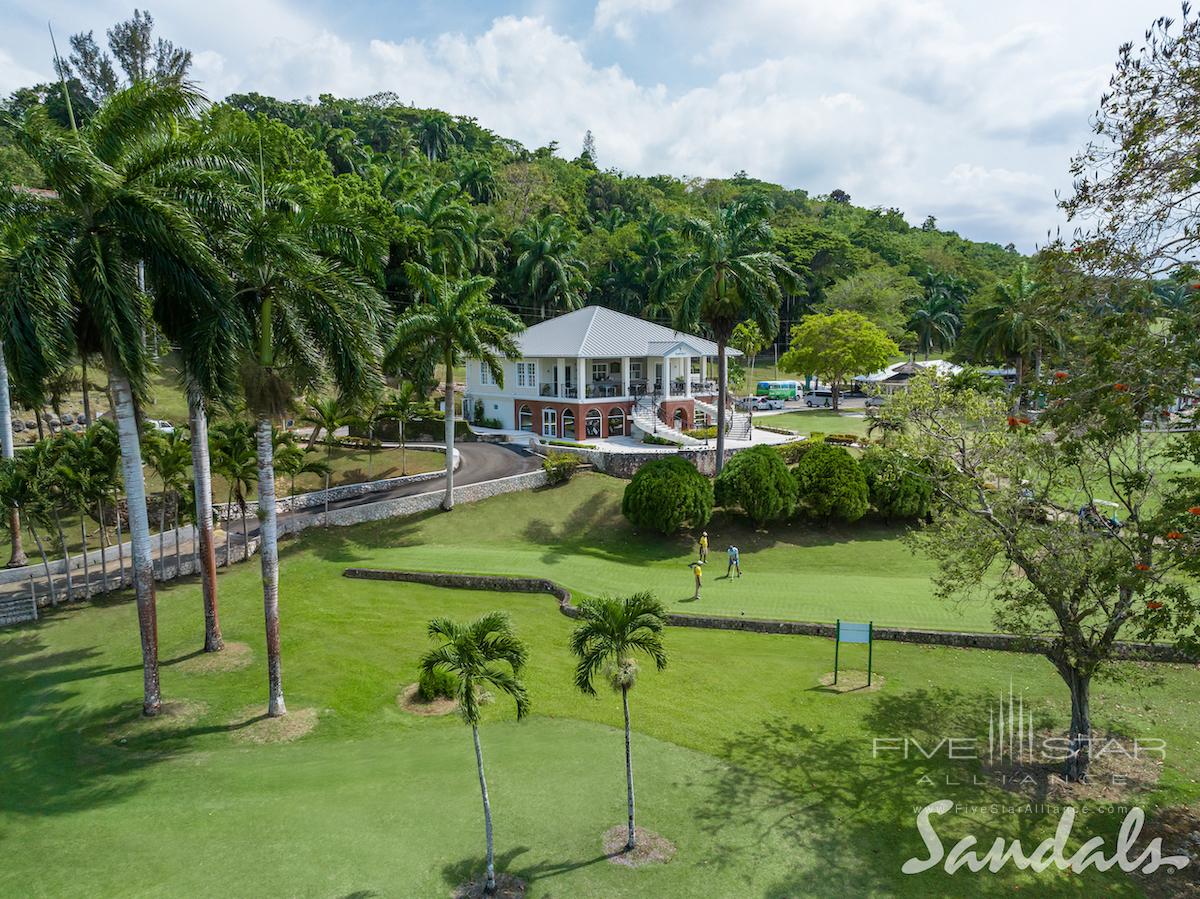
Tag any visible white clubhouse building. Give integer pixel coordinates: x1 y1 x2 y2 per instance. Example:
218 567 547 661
462 306 739 443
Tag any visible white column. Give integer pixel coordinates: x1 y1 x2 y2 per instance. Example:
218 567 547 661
576 356 585 398
685 356 692 397
700 356 707 385
621 356 630 397
556 357 564 398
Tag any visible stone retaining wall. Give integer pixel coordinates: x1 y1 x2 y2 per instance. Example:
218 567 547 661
529 442 739 479
342 568 1198 664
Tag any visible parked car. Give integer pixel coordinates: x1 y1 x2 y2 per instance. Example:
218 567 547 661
744 396 784 411
865 395 887 408
146 419 175 435
804 390 832 407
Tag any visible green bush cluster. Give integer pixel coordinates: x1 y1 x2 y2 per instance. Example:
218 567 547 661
642 433 681 446
714 445 797 527
683 426 718 439
621 456 713 535
859 446 933 521
542 451 580 486
777 438 823 465
792 443 869 522
417 666 459 702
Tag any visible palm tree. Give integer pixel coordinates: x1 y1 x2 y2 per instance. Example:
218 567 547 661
1 80 239 715
386 265 522 511
55 429 109 599
0 450 57 605
0 338 25 568
907 292 960 360
420 612 530 896
228 169 385 718
397 182 474 277
142 428 191 580
273 437 331 496
415 112 460 162
512 214 589 315
670 197 796 473
456 158 498 204
187 386 223 651
569 592 668 853
210 420 257 567
302 395 354 516
389 381 421 476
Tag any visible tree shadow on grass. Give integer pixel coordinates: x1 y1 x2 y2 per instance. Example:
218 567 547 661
689 686 1115 897
522 492 691 565
441 844 613 894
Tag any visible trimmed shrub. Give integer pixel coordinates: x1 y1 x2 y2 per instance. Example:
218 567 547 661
860 446 933 521
622 456 713 535
542 451 579 485
793 443 869 522
684 426 718 439
417 666 459 701
778 437 823 465
642 433 680 446
715 445 798 527
824 433 860 446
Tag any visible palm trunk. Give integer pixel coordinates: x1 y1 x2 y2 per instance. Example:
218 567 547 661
323 439 331 522
186 387 221 650
367 421 375 481
114 491 125 588
28 522 57 606
54 510 74 603
79 513 90 599
0 339 27 567
256 418 286 717
240 506 249 563
34 410 44 440
622 684 637 852
110 367 162 716
158 489 168 580
714 338 728 474
96 499 110 593
400 420 407 476
173 500 181 580
225 483 234 568
81 356 91 424
472 724 496 894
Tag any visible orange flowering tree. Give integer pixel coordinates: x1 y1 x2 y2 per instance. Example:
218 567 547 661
879 302 1199 781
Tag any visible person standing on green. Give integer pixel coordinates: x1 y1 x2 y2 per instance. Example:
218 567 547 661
699 530 709 563
689 561 704 600
726 545 742 578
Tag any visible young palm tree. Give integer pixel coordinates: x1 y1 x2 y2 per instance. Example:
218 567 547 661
1 80 238 715
397 181 474 276
273 437 331 496
420 612 530 896
569 592 668 853
142 428 191 580
389 381 421 476
228 170 385 718
512 214 589 315
210 420 257 567
301 394 353 517
0 450 57 604
670 196 796 473
386 265 522 511
908 292 960 360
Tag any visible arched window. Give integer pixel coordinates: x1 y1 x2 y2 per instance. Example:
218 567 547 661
518 405 533 432
673 408 687 430
585 409 602 438
607 407 625 436
561 408 576 439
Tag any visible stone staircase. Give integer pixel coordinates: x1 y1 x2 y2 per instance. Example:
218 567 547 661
631 400 702 446
0 593 37 627
693 397 752 441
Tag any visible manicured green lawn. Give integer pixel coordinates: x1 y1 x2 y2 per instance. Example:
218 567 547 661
344 473 981 631
763 409 872 437
3 533 1197 897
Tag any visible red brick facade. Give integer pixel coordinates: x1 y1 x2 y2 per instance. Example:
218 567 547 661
514 395 716 439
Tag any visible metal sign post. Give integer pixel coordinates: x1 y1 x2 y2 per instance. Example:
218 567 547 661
834 620 873 686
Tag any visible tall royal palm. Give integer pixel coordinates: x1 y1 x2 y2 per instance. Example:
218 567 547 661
570 592 668 854
421 612 529 896
229 176 385 717
1 80 237 715
512 214 589 316
908 292 960 360
386 264 522 511
670 197 796 473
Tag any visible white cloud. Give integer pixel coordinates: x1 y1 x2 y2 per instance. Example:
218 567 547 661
593 0 676 40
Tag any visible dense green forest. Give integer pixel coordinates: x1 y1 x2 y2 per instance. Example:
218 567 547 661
2 56 1027 357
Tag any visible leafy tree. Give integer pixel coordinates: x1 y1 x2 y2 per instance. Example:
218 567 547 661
714 444 797 527
386 265 522 511
819 265 918 344
879 302 1200 780
415 111 461 162
621 456 713 535
793 443 868 522
570 592 668 853
56 10 192 105
671 196 796 472
421 612 529 896
779 310 898 410
859 446 933 521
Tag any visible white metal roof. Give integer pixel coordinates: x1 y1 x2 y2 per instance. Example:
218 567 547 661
512 306 738 358
857 359 962 382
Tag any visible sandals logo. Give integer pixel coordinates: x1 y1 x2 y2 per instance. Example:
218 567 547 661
902 800 1189 875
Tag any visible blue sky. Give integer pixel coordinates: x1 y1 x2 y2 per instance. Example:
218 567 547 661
1 1 1172 249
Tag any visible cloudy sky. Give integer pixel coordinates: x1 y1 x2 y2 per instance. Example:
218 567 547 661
1 1 1171 249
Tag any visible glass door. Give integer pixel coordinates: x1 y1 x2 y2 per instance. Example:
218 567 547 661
541 408 557 437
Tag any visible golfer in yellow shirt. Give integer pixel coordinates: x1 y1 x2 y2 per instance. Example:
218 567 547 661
699 531 709 562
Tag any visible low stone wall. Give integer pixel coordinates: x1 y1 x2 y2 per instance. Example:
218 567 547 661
527 441 739 479
214 445 459 521
343 568 1198 664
